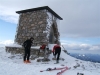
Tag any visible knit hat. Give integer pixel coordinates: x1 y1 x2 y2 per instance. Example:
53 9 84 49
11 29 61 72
30 37 34 40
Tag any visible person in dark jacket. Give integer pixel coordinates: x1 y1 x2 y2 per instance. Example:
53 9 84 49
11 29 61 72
52 44 61 63
23 37 34 63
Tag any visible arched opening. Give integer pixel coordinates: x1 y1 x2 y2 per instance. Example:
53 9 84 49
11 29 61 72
49 23 59 44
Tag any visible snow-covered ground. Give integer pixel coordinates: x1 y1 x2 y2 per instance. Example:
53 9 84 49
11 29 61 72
0 47 100 75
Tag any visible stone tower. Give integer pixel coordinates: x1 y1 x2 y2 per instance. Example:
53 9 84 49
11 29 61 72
6 6 63 60
15 6 63 46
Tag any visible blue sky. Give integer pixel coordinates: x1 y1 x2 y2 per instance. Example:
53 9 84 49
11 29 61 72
0 0 100 52
0 19 16 41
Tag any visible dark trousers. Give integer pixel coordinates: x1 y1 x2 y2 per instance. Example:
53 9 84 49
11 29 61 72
24 47 30 61
54 47 61 61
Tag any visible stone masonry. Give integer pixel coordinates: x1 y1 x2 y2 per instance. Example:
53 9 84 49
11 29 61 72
15 6 62 45
6 6 63 60
15 10 48 45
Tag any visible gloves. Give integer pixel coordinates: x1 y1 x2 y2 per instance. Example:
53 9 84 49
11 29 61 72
53 52 55 56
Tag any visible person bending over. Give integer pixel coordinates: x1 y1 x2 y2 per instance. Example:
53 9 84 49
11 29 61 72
52 44 61 63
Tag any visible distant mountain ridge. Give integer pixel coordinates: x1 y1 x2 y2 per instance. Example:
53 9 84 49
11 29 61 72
70 53 100 63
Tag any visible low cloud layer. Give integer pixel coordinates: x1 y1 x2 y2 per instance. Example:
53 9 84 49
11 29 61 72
0 40 14 47
62 43 100 51
61 39 100 51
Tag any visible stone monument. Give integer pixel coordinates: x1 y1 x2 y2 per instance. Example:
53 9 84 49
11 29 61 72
15 6 62 45
6 6 63 59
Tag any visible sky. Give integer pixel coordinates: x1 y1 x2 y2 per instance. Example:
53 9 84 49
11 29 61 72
0 0 100 52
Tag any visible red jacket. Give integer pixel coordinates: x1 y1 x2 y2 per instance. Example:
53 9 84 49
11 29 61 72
52 45 60 52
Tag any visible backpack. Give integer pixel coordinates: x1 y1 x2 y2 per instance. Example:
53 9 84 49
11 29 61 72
40 44 46 50
22 41 27 48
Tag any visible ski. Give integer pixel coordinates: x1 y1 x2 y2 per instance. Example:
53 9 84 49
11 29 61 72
40 68 56 72
40 66 68 72
57 67 69 75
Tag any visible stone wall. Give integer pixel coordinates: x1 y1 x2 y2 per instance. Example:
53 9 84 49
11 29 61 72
46 11 60 44
6 46 51 60
15 9 60 46
15 10 48 46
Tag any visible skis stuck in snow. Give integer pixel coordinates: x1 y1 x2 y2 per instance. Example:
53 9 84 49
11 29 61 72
40 66 70 75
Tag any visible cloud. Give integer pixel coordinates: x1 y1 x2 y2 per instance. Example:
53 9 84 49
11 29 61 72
61 43 100 51
0 0 100 38
89 46 100 50
0 40 14 47
61 39 100 51
0 6 19 23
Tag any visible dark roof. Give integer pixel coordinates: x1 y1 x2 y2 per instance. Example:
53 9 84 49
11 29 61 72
16 6 63 20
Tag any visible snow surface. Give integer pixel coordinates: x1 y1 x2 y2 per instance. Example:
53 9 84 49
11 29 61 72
0 46 100 75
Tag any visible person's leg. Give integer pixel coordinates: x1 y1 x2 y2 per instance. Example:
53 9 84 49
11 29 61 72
54 50 58 58
56 47 61 63
27 48 31 63
24 48 28 62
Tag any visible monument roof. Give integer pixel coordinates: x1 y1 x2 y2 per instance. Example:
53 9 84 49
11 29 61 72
16 6 63 20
